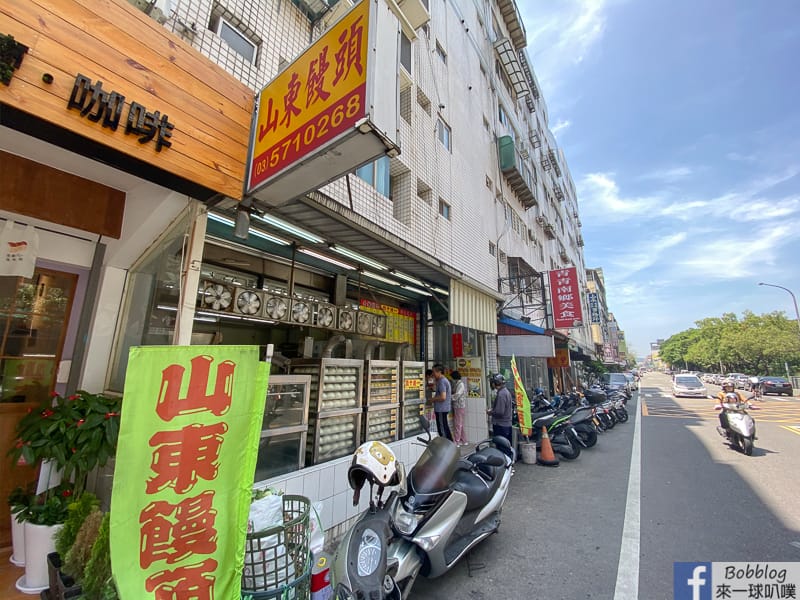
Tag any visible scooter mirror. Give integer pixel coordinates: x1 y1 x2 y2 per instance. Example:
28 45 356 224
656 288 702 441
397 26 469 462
396 461 407 496
418 415 431 439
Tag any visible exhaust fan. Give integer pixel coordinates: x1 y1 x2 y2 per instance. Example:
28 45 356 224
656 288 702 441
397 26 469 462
314 302 338 329
264 293 290 321
290 298 312 324
234 289 264 316
371 314 387 338
338 308 356 332
198 280 234 312
356 311 373 335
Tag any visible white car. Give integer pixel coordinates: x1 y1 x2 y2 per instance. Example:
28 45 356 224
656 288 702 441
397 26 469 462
673 375 707 398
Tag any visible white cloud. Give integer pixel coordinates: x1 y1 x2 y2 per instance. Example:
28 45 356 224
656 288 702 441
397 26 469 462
551 119 572 135
638 166 693 182
577 172 660 219
522 0 611 96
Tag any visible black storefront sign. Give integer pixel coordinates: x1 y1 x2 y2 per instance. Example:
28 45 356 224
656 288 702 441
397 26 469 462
67 73 174 151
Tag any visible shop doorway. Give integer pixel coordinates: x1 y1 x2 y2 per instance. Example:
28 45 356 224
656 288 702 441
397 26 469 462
0 268 78 404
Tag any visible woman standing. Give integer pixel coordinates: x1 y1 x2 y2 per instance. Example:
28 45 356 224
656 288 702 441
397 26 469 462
451 371 468 446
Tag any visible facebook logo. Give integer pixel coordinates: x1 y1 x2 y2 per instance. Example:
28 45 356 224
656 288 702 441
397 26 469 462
674 562 712 600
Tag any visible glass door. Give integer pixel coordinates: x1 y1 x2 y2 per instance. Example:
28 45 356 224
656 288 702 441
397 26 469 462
0 268 77 404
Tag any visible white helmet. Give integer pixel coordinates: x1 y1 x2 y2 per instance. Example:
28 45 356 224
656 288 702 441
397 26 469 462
348 441 399 493
722 379 735 390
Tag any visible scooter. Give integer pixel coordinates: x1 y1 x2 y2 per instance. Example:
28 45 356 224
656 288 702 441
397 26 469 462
716 393 756 456
333 417 515 599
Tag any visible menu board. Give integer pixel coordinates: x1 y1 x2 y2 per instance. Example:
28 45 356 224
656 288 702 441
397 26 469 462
453 357 484 397
359 299 416 344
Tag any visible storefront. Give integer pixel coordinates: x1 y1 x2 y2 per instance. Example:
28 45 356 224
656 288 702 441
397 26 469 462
0 0 253 545
496 316 553 395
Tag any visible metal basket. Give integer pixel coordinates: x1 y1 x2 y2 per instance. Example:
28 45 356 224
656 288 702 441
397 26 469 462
241 494 311 599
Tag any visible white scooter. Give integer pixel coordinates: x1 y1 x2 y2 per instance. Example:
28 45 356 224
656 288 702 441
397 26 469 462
717 392 757 456
332 417 515 599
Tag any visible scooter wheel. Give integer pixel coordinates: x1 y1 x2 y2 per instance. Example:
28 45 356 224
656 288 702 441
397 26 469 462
743 438 754 456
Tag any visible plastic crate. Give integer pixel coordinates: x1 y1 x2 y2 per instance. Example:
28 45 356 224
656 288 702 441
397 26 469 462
241 494 311 598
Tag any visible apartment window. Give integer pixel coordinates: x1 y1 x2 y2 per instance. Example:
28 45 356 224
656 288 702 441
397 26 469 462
400 31 412 74
498 104 509 128
499 250 506 263
436 117 451 151
355 156 392 199
435 41 447 64
489 242 496 256
215 17 257 63
438 198 451 220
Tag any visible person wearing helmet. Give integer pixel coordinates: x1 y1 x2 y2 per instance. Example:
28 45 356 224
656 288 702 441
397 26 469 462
431 364 453 441
716 379 748 432
487 373 514 444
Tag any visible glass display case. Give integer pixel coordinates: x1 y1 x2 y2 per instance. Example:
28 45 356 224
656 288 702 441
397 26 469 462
400 402 426 439
254 375 311 482
364 360 399 406
364 405 399 444
399 361 425 439
289 358 364 465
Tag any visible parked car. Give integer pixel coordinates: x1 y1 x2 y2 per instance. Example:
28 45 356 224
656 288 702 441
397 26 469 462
734 375 752 390
758 376 793 396
602 372 632 395
673 374 707 398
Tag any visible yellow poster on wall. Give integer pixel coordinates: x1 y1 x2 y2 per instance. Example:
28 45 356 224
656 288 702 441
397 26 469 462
110 346 269 599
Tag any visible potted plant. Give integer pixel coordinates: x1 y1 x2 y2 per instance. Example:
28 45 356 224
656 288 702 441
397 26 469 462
7 485 32 566
48 492 102 600
7 390 122 592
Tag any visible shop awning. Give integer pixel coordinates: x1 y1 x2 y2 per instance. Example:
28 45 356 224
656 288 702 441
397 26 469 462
209 191 502 329
497 334 554 357
498 316 545 335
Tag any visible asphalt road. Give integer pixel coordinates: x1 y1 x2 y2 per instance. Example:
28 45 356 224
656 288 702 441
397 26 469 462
407 372 800 600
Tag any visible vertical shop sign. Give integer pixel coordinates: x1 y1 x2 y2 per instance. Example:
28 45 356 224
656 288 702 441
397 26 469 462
587 292 601 323
111 346 269 599
451 333 463 358
548 267 584 329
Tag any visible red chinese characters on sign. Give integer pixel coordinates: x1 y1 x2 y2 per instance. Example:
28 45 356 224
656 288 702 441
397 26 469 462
548 267 584 329
249 1 369 191
140 356 235 599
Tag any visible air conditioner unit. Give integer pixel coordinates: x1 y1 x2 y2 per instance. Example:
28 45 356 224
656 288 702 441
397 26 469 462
233 288 264 316
338 307 356 332
290 298 312 325
356 311 374 335
313 302 338 329
198 280 234 312
371 314 387 338
263 292 291 321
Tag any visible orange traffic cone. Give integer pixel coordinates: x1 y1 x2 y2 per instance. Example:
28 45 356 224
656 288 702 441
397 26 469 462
537 425 560 467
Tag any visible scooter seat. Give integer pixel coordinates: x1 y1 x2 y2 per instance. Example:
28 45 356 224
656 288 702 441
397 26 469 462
451 464 503 512
466 448 506 480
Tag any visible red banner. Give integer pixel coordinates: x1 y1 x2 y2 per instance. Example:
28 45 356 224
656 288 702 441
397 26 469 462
548 267 583 329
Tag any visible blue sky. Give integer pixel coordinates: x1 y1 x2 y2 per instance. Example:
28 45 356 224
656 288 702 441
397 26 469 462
519 0 800 358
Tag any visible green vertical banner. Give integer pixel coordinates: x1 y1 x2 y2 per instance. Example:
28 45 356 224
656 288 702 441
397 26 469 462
510 355 532 437
110 346 269 599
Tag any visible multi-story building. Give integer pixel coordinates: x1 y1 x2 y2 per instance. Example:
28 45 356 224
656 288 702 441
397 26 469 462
0 0 593 543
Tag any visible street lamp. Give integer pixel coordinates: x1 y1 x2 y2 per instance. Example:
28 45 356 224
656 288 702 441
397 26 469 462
758 282 800 340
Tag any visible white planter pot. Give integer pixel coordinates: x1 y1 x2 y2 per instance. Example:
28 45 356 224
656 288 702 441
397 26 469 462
16 521 63 594
9 510 25 566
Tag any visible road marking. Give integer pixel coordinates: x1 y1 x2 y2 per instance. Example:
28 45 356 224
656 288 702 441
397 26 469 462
641 399 648 416
780 426 800 436
791 541 800 550
614 397 641 600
